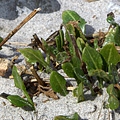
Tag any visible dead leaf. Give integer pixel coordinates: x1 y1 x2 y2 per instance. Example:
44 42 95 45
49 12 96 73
114 84 120 90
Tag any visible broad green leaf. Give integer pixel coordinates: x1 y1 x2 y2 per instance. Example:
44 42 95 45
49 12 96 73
107 84 119 109
103 25 120 46
100 43 120 65
7 95 34 110
107 84 118 98
82 46 103 75
71 55 82 68
62 10 86 33
62 62 75 78
50 71 68 96
19 48 48 68
54 112 80 120
108 95 119 110
12 66 34 106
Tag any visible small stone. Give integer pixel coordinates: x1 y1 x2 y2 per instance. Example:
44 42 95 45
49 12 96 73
0 58 10 76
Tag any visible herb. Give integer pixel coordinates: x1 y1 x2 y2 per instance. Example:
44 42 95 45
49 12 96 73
1 10 120 111
18 10 120 110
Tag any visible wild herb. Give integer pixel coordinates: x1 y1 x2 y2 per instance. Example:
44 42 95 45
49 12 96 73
1 10 120 112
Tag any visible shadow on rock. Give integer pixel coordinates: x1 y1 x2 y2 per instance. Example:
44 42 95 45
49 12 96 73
0 0 60 20
17 0 61 13
0 0 18 20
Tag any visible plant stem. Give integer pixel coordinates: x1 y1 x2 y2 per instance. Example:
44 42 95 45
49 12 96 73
0 8 41 47
30 66 46 86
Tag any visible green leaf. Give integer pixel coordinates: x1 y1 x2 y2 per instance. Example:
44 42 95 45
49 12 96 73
7 95 34 110
74 26 87 41
82 46 103 75
12 66 26 91
77 82 85 102
94 39 99 50
107 84 118 98
54 112 80 120
89 69 110 81
73 88 78 97
76 37 85 52
55 29 64 51
73 82 85 102
100 43 120 65
74 67 86 84
12 66 34 106
103 25 120 46
62 10 86 33
19 48 49 68
65 24 76 56
50 71 68 96
66 23 76 36
107 84 119 110
108 95 119 110
108 64 119 84
62 62 75 78
71 55 82 68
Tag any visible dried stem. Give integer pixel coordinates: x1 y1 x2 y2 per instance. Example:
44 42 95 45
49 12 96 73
5 42 28 46
0 8 41 47
30 66 46 86
33 34 44 51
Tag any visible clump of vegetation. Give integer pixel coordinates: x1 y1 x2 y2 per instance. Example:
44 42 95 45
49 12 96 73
1 10 120 118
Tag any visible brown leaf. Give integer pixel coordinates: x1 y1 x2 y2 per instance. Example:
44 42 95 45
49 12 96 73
114 84 120 90
35 86 59 100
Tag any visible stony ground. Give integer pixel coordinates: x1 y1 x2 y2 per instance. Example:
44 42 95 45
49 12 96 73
0 0 120 120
